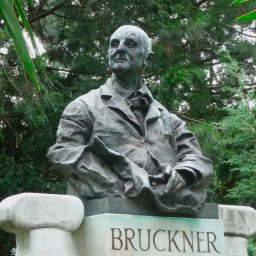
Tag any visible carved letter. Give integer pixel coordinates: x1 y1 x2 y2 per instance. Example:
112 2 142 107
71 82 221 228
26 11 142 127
168 231 181 252
124 228 138 251
197 231 206 253
207 232 221 253
111 228 123 250
182 231 194 252
153 230 166 251
138 229 151 251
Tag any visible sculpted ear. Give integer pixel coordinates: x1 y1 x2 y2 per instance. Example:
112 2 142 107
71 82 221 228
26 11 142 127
145 52 154 66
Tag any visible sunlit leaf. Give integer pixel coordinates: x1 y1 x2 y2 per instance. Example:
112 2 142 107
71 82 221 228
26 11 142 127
237 10 256 21
13 0 45 73
229 0 248 6
0 0 40 91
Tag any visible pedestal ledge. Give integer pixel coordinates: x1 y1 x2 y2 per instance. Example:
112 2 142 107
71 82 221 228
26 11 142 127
218 204 256 238
0 193 84 234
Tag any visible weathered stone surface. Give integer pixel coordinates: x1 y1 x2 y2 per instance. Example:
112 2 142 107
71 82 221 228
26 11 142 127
15 228 70 256
223 236 248 256
218 204 256 256
0 193 84 256
218 204 256 238
69 213 225 256
0 193 84 233
0 193 254 256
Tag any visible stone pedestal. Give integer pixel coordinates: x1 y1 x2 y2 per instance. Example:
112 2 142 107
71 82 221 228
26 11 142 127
0 193 84 256
0 194 255 256
69 213 224 256
219 205 256 256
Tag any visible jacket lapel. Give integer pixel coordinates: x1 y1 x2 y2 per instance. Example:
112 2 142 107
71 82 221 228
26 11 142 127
107 95 139 125
100 81 142 130
145 103 162 123
100 80 162 135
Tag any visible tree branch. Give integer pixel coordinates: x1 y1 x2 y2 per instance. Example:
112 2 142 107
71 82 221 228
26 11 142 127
174 112 205 124
174 112 223 130
53 13 100 22
224 25 256 39
0 113 24 120
45 66 108 75
33 0 47 17
28 1 68 23
0 115 20 148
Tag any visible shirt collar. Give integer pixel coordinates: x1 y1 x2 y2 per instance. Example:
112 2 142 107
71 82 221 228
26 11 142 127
100 78 153 103
136 83 153 101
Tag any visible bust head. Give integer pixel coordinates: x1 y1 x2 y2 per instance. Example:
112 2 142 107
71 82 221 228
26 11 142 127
107 25 153 76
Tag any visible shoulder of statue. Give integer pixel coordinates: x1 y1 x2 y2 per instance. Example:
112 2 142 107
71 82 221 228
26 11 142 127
61 86 102 118
151 99 168 113
151 100 184 125
75 85 102 103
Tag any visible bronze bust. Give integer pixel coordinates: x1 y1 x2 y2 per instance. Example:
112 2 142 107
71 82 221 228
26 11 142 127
48 25 213 213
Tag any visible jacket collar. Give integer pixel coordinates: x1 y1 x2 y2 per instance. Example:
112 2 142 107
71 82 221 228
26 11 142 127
100 78 153 100
100 78 163 126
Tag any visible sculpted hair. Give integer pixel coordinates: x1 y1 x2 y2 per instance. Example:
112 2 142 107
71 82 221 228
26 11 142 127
110 25 152 54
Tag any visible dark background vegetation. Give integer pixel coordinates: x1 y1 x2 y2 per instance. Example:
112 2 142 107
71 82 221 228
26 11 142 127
0 0 256 254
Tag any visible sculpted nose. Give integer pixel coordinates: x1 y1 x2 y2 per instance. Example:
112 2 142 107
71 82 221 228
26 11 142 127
116 44 126 53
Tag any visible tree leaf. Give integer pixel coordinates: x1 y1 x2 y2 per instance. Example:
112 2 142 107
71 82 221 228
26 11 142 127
229 0 249 6
0 0 40 91
237 10 256 21
13 0 45 73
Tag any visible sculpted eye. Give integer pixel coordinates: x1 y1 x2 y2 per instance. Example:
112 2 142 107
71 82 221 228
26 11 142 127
110 39 119 48
126 39 137 48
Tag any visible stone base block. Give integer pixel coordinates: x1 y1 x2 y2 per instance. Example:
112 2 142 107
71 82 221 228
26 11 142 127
16 228 70 256
1 193 255 256
0 193 84 256
69 213 225 256
218 205 256 238
223 236 248 256
218 204 256 256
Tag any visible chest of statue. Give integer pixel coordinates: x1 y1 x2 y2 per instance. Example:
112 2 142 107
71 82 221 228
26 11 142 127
90 97 179 171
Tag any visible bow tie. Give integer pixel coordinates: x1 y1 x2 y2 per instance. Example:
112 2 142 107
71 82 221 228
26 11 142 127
127 91 153 110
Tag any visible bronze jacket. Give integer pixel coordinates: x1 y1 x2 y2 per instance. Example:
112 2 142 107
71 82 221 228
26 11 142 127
48 79 213 213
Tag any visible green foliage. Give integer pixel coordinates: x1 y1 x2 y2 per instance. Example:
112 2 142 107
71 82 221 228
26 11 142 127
248 237 256 256
152 66 216 120
231 0 256 21
208 51 256 207
237 10 256 21
230 0 249 5
213 103 256 206
0 0 41 90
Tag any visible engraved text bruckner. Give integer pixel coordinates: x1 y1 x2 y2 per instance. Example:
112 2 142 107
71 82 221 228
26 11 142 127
111 227 221 253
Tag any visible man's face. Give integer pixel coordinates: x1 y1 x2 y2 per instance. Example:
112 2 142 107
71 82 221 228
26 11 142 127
108 27 148 75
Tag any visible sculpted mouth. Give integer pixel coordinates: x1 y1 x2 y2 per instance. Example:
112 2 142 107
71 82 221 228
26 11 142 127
114 54 128 62
114 53 129 63
116 58 127 62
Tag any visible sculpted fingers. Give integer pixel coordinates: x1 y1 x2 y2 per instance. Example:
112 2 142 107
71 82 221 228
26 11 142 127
162 170 186 197
169 176 186 195
163 165 172 180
